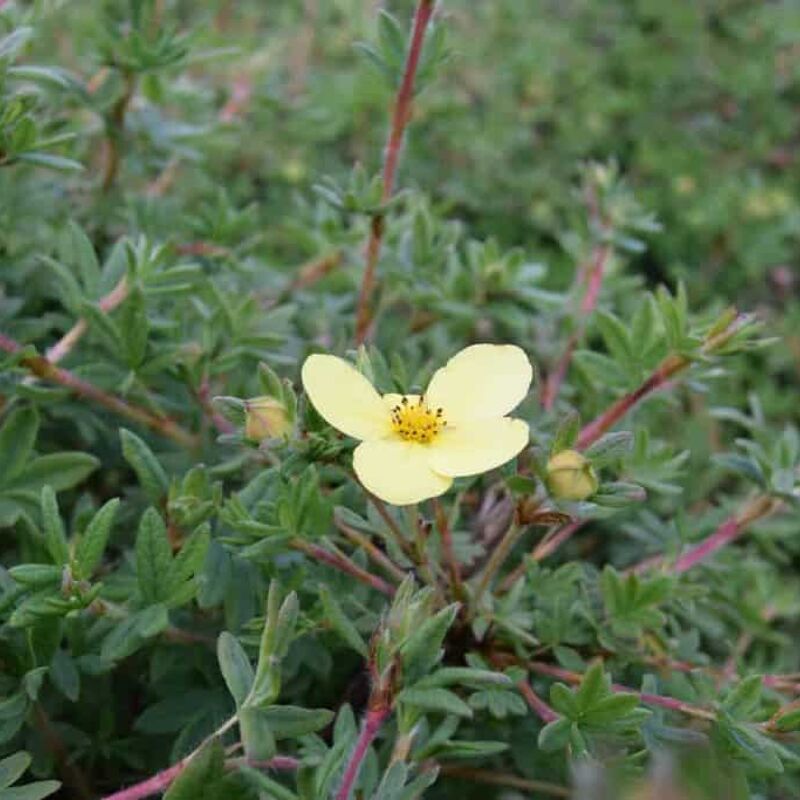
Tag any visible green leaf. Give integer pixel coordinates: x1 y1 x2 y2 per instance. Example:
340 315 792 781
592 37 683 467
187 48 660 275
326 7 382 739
398 687 473 718
723 675 764 721
575 662 608 711
135 507 173 605
427 741 508 760
239 706 276 762
74 498 120 580
261 705 334 738
238 766 299 800
217 632 254 708
59 221 100 294
40 488 69 566
8 453 99 492
120 429 169 502
399 603 459 679
120 285 149 367
0 780 62 800
0 407 38 485
583 693 642 726
584 431 634 466
595 310 633 367
538 717 571 752
163 740 225 800
552 411 581 454
0 753 30 790
319 585 368 657
101 604 169 662
420 667 513 689
8 565 62 587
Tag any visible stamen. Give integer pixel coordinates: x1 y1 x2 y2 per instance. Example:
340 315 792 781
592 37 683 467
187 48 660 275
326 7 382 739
389 395 447 444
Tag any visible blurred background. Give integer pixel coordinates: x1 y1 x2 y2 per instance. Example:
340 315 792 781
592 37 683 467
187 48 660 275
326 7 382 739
15 0 798 397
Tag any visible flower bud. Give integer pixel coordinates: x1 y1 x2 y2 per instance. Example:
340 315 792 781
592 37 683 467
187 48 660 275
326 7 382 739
546 449 598 501
244 397 292 441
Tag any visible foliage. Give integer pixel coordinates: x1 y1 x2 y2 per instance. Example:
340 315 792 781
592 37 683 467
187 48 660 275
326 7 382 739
0 2 798 799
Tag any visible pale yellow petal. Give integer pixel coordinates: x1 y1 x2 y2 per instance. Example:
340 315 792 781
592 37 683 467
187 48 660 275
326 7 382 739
425 344 533 423
353 439 452 505
301 354 391 441
429 417 529 477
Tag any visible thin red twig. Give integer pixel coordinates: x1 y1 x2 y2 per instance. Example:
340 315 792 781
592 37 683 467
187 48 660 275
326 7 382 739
354 0 436 344
0 332 198 448
334 707 390 800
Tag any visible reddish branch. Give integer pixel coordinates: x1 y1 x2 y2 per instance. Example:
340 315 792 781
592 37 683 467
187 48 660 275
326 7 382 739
631 494 781 575
334 707 391 800
526 661 716 722
541 243 612 410
0 332 198 448
517 679 559 723
353 0 436 344
577 312 755 450
433 497 466 602
46 277 128 364
101 755 298 800
289 537 395 596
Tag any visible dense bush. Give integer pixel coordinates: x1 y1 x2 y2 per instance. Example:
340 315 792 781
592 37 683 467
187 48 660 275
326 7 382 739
1 2 799 799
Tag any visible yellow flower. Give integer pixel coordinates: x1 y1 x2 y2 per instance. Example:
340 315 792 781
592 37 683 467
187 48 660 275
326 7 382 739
546 449 598 501
302 344 533 505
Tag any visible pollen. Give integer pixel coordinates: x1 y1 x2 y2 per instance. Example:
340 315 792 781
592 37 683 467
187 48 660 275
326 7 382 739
390 396 446 444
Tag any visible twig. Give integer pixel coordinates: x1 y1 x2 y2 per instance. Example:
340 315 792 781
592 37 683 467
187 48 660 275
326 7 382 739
472 521 525 609
577 312 754 450
289 537 395 596
366 492 417 562
439 765 569 798
498 520 585 593
541 239 611 410
334 707 390 800
101 716 241 800
0 332 198 448
526 661 716 722
631 495 781 575
102 71 136 192
433 497 465 602
353 0 436 344
517 680 559 723
46 277 128 364
334 514 408 583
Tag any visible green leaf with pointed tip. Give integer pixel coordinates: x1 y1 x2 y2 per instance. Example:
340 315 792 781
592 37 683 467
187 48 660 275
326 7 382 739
40 488 68 566
217 632 254 708
135 507 173 604
319 585 368 658
0 407 38 485
163 740 225 800
120 429 169 502
74 498 119 580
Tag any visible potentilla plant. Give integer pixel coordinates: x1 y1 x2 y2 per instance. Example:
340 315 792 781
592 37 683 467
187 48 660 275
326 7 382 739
0 3 799 800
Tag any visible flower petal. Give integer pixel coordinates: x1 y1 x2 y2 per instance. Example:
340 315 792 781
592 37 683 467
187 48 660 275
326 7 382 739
302 354 391 441
353 439 452 505
429 417 529 477
425 344 533 423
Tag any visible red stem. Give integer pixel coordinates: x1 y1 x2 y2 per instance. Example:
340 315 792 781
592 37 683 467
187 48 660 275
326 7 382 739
0 332 198 448
527 661 715 721
290 538 395 596
354 0 436 344
542 243 611 410
46 277 128 364
517 680 559 723
576 353 686 450
335 707 390 800
102 756 299 800
630 495 779 575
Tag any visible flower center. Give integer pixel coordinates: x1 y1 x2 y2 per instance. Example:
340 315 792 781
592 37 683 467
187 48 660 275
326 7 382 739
390 396 446 444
